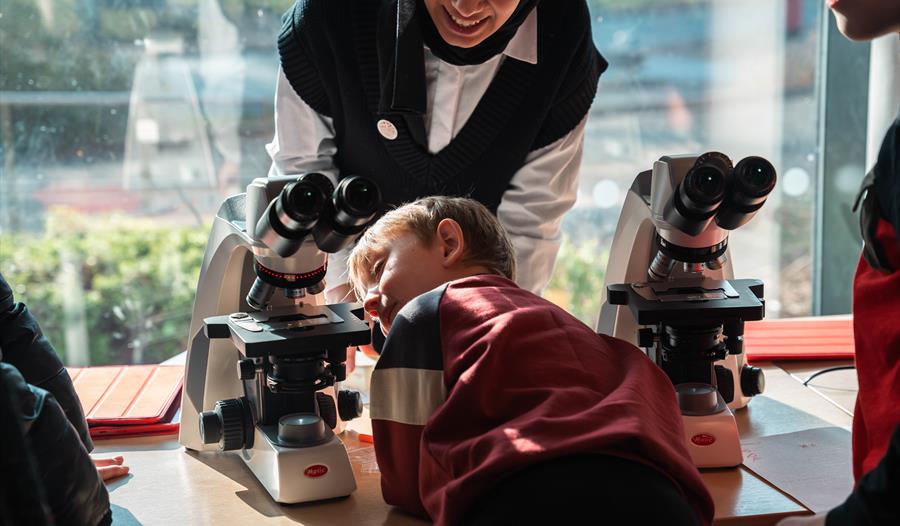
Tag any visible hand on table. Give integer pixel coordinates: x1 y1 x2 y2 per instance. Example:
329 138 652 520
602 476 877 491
93 455 129 482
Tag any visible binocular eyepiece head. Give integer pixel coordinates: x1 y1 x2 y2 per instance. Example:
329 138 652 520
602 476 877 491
663 152 776 236
255 174 381 258
247 174 380 310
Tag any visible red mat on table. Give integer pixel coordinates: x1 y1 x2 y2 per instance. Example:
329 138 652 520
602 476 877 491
744 317 855 362
68 364 183 439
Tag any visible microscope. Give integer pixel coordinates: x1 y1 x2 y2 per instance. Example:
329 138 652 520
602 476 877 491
597 152 775 468
178 172 380 503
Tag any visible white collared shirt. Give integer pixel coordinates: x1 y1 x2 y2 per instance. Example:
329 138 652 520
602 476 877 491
267 10 588 299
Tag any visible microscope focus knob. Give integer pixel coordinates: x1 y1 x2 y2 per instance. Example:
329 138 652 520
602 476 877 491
316 392 338 430
338 390 363 421
199 398 253 451
237 359 256 381
740 365 766 396
199 411 222 444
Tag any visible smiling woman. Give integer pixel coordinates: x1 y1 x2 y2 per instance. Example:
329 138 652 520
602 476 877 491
271 0 606 312
420 0 525 48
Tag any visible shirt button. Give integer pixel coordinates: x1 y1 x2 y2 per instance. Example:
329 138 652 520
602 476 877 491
377 119 398 140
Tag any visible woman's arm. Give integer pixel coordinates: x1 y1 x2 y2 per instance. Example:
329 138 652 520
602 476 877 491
496 115 588 295
266 67 339 182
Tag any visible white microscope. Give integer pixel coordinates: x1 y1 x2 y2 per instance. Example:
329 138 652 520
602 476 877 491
179 173 380 503
597 152 774 468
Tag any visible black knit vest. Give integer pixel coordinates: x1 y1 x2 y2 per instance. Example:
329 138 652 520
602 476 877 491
278 0 606 213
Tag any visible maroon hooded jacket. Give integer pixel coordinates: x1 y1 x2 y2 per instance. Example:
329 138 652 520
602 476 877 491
369 274 714 525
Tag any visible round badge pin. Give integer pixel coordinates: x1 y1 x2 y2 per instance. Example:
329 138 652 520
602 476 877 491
377 119 398 140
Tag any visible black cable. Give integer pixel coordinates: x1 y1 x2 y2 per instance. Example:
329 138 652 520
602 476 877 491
802 365 856 386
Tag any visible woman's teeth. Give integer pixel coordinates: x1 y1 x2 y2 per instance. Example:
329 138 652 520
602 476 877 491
450 14 485 28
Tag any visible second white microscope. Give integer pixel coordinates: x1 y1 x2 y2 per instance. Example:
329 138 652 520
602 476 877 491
597 152 774 468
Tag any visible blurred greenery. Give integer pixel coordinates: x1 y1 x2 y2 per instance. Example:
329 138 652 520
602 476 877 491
546 237 608 327
0 209 208 365
0 207 609 365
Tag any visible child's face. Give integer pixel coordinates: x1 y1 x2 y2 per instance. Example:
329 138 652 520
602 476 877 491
828 0 900 41
361 231 456 335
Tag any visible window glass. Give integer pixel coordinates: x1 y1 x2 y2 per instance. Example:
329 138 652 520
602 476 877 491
549 0 821 324
0 0 822 365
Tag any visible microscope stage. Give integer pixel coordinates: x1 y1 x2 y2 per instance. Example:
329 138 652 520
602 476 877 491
607 278 765 325
203 303 371 357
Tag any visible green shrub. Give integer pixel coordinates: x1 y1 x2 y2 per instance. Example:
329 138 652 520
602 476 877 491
546 238 608 327
0 209 208 365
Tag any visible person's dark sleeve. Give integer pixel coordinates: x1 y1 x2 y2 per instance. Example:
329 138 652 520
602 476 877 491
0 272 93 451
826 423 900 525
1 363 52 526
0 362 111 526
873 117 900 248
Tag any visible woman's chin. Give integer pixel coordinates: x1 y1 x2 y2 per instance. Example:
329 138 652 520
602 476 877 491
435 24 491 48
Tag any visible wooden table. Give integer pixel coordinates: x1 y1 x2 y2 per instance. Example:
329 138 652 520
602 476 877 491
96 361 856 526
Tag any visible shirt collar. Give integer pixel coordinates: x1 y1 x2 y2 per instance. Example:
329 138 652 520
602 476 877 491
502 9 538 65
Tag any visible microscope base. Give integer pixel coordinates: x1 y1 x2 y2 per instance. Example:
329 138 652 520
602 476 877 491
682 410 743 468
242 428 357 504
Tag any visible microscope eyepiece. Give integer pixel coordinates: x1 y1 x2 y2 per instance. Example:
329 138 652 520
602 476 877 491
715 156 777 230
255 173 333 258
682 152 728 210
285 180 326 220
314 175 382 253
732 156 776 203
664 152 730 235
331 176 381 229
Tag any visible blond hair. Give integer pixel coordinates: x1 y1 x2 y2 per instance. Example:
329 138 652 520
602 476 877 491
347 196 516 300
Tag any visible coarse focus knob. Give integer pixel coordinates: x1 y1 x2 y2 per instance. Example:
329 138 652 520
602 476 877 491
338 390 363 421
199 398 250 451
316 392 338 430
238 359 256 380
741 365 765 396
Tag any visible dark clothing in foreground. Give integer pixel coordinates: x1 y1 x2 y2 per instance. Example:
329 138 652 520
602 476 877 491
0 272 111 526
827 423 900 525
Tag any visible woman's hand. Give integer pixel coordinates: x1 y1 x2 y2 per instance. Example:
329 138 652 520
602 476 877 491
92 455 129 482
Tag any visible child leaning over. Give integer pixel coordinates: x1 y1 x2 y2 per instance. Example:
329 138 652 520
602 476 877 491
347 196 714 526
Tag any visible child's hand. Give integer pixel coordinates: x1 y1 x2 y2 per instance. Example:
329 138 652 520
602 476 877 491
92 455 129 482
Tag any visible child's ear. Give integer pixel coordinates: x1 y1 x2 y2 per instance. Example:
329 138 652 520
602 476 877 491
435 218 465 267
